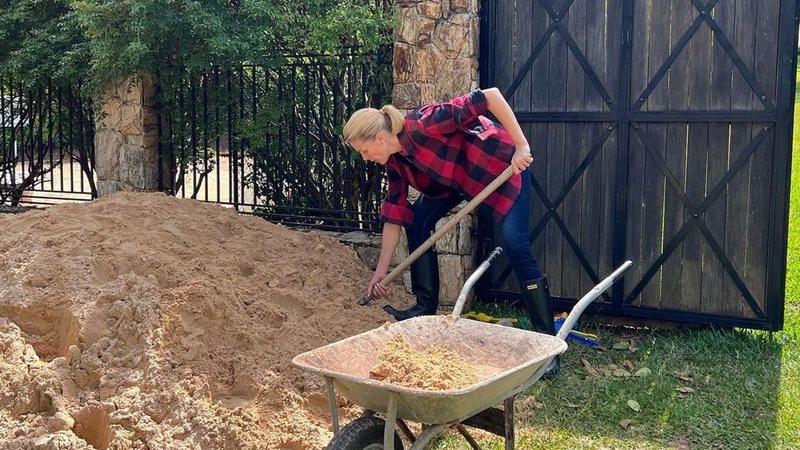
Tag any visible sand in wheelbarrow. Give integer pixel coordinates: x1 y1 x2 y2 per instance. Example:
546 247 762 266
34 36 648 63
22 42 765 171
370 334 480 390
0 192 415 450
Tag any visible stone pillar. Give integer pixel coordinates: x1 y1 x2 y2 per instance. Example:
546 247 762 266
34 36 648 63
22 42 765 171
94 77 160 197
391 0 482 312
393 0 480 108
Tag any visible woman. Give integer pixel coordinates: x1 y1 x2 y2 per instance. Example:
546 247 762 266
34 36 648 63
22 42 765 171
342 88 558 377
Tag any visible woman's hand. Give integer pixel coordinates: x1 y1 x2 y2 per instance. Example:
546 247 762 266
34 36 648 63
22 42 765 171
511 144 534 174
368 270 389 299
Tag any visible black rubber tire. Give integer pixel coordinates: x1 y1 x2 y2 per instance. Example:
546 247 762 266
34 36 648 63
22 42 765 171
327 416 404 450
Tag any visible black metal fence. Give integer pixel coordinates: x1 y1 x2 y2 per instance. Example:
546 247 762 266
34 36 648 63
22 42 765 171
155 48 392 232
0 77 96 206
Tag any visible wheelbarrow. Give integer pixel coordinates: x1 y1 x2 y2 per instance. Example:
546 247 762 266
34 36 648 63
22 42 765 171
293 248 634 449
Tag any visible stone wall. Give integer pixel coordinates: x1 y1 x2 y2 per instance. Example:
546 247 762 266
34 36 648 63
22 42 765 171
94 77 160 197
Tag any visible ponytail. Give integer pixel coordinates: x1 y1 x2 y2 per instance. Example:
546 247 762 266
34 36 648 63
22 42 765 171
343 104 404 144
379 105 404 135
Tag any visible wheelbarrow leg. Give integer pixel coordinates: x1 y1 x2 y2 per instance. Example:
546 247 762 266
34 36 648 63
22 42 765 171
324 376 340 433
385 393 398 449
504 395 515 450
396 420 416 444
456 424 482 450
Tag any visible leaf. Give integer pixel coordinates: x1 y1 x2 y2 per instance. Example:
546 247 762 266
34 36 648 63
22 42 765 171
627 399 641 412
673 372 694 382
619 418 632 429
593 345 608 352
334 125 344 135
614 368 633 377
623 360 635 371
634 367 652 377
612 342 628 350
581 359 599 376
565 403 580 409
629 347 639 353
676 386 695 394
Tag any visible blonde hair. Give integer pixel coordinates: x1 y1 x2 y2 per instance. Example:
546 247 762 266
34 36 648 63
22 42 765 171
343 105 404 143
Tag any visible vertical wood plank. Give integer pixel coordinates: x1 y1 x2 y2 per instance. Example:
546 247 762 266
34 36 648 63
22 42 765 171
744 0 780 317
562 0 586 297
605 0 622 113
730 0 758 110
702 122 729 315
629 0 651 114
661 0 692 311
624 0 651 300
601 0 622 278
681 0 713 312
514 0 533 111
562 121 583 299
496 0 516 96
546 0 568 296
703 1 735 316
723 0 757 317
580 122 604 293
580 0 606 293
531 1 553 112
583 0 604 111
640 0 670 307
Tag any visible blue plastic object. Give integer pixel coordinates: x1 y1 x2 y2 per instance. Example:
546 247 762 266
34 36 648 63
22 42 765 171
554 316 602 347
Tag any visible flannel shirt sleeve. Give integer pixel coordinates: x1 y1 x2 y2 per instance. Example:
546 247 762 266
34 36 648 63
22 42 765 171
426 89 489 134
380 163 414 226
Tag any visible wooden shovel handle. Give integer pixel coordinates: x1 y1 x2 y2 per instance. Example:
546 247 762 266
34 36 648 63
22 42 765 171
358 165 515 306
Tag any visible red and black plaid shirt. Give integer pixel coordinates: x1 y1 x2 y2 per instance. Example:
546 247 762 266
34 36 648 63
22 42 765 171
380 90 522 226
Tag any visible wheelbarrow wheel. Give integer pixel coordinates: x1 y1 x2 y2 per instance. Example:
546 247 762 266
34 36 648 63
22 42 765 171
327 416 404 450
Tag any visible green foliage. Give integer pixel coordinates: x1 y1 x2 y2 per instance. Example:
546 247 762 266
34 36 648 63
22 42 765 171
0 0 394 95
0 1 87 84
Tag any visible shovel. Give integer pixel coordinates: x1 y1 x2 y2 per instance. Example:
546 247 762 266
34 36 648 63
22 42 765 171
357 165 515 306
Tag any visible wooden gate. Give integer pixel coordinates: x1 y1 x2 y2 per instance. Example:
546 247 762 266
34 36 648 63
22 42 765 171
478 0 799 330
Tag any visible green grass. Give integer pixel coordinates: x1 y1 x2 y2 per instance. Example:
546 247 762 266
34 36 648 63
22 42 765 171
428 73 800 450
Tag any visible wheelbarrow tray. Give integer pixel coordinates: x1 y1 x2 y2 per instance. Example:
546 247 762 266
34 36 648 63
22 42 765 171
292 315 566 425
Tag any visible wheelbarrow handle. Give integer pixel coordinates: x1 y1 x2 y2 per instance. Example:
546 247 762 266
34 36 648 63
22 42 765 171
451 247 503 318
358 166 515 306
556 260 634 341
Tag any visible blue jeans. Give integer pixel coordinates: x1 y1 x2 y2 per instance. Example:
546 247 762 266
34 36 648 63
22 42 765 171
405 169 542 283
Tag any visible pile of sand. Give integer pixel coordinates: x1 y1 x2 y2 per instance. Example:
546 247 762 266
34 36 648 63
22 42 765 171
369 334 480 391
0 192 414 450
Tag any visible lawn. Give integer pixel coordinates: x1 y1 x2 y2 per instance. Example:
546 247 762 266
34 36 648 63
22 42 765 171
430 74 800 450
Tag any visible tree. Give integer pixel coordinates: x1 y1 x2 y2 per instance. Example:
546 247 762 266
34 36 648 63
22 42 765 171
0 0 393 94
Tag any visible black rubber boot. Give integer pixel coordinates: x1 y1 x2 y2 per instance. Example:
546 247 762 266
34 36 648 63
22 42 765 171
384 251 439 321
520 275 560 379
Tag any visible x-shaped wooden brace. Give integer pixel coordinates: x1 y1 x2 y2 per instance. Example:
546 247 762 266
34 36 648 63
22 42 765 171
632 0 775 112
624 122 774 318
505 0 615 110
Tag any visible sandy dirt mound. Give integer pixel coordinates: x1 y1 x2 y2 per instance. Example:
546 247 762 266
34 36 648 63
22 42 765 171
0 192 414 449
